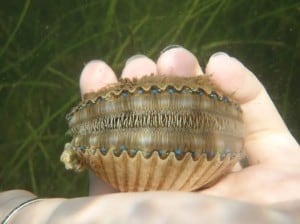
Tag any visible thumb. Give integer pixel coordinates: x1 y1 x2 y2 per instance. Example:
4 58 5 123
205 53 299 165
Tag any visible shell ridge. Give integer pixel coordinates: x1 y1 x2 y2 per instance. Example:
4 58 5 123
178 155 206 190
132 151 142 191
196 155 238 189
164 152 193 190
143 151 159 190
105 150 119 190
187 154 232 190
95 150 110 183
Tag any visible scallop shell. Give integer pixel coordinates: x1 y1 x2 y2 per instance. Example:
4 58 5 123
61 75 244 192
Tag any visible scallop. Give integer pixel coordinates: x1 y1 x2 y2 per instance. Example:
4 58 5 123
61 75 244 191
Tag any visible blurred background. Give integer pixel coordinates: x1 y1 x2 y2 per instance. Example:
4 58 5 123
0 0 299 197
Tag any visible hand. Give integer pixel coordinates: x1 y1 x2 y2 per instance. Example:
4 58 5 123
80 46 300 204
2 46 299 223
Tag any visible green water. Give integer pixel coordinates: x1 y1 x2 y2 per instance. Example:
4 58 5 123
0 0 299 197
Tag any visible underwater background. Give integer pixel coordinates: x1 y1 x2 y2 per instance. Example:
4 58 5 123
0 0 299 197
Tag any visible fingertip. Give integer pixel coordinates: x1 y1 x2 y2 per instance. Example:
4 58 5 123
205 52 262 104
79 60 117 98
157 46 203 77
121 55 157 79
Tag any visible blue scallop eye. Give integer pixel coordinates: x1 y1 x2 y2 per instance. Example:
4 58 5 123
158 149 163 155
191 151 197 158
222 96 229 103
234 103 241 111
151 87 159 95
122 91 128 97
197 88 204 96
174 148 183 156
207 151 215 160
79 145 85 151
130 149 137 156
138 88 144 94
120 145 126 151
143 151 152 158
209 91 218 100
113 149 121 156
181 87 190 94
97 97 103 103
167 86 174 94
86 100 93 106
100 146 107 154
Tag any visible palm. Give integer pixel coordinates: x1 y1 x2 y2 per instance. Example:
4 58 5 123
202 160 300 203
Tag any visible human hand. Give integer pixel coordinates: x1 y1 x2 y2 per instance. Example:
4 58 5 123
80 46 300 204
3 46 300 223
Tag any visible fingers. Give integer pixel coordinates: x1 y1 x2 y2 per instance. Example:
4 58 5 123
206 53 299 165
157 45 203 76
121 46 203 79
205 52 264 104
79 60 118 99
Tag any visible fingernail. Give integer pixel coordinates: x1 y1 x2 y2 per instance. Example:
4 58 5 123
160 44 183 54
210 52 230 58
125 54 147 65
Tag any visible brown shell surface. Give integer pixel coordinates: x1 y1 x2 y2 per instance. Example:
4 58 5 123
61 75 244 192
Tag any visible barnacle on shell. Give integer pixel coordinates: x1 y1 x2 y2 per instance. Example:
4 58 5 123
61 75 244 191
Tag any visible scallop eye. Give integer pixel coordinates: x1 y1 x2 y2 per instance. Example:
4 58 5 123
151 87 159 95
209 91 218 100
122 90 129 97
167 86 174 94
197 88 204 96
138 88 144 94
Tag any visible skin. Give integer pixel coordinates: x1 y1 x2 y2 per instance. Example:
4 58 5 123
1 46 300 223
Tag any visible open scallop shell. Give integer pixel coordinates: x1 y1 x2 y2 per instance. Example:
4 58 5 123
61 75 244 192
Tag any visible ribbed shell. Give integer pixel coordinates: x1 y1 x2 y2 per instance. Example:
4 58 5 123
76 150 239 191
